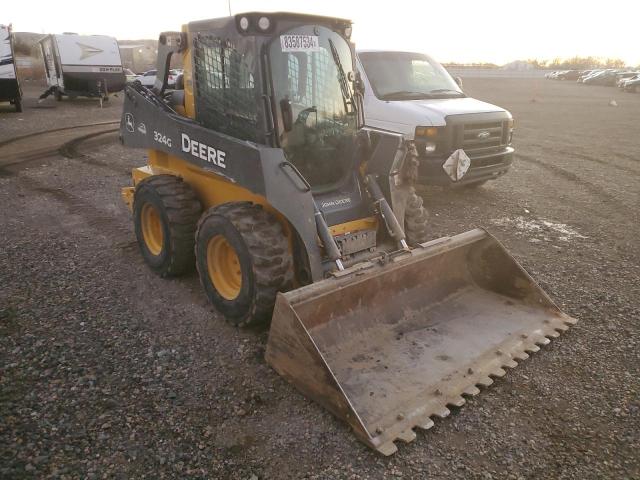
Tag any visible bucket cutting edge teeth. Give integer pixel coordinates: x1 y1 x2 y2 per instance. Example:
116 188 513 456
447 396 466 408
372 321 577 455
463 385 481 396
477 376 494 387
513 351 530 360
417 418 435 430
433 407 450 418
396 429 417 443
360 317 578 455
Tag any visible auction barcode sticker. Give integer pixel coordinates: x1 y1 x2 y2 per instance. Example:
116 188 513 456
280 35 320 52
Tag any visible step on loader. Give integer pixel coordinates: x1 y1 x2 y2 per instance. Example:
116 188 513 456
119 12 577 454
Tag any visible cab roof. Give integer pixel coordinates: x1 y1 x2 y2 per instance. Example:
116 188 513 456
187 12 352 35
187 11 351 33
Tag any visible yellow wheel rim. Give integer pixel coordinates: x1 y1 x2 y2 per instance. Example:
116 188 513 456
141 203 164 256
207 235 242 300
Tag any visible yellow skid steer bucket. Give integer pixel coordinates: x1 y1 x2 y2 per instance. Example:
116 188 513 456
266 229 577 455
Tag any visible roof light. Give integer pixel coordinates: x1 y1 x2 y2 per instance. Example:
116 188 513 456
239 16 249 31
258 16 270 31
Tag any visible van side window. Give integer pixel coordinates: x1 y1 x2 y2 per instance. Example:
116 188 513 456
192 34 258 142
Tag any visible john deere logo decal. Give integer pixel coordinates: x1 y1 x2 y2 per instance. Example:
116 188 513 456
124 113 135 133
77 42 103 60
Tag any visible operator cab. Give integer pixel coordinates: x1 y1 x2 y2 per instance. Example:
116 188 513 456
185 13 362 192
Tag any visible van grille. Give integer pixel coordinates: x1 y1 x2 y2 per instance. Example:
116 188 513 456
456 121 508 154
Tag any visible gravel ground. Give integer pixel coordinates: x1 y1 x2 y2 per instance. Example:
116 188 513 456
1 78 639 479
0 84 121 142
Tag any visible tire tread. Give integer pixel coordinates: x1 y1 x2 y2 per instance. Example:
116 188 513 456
196 202 292 327
134 175 201 277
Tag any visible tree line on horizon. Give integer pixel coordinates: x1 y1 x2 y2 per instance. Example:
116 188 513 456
444 56 632 70
526 56 628 69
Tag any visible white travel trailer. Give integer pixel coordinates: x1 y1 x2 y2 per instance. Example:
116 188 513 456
0 24 22 112
39 33 125 101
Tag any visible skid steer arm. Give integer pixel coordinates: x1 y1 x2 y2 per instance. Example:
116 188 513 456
364 131 416 229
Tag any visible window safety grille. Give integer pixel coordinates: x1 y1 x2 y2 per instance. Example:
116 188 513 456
193 34 258 142
285 49 341 119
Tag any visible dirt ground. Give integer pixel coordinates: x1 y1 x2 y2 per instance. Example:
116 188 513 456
1 78 639 479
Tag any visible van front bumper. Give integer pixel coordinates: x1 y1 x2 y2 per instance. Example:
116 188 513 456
417 146 514 186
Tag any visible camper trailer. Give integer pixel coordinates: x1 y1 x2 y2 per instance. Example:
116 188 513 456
0 24 22 112
39 33 125 101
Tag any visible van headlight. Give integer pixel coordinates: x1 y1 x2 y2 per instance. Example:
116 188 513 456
415 126 439 139
415 126 440 155
423 142 437 153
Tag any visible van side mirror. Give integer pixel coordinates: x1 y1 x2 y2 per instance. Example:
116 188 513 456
280 98 293 132
454 76 463 88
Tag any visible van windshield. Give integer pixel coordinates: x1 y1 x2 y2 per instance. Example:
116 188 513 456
269 25 357 189
358 51 464 100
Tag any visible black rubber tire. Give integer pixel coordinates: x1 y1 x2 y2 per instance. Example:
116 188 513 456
404 188 429 246
195 202 292 327
133 175 201 277
14 97 22 113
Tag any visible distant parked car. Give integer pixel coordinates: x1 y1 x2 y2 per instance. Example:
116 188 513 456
583 70 619 86
623 76 640 93
135 69 179 88
577 69 602 83
556 70 582 80
615 71 639 87
619 74 638 89
577 70 593 80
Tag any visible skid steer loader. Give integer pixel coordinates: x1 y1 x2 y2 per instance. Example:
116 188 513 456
119 12 577 455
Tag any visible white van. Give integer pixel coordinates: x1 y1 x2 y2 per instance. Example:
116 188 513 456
357 50 514 187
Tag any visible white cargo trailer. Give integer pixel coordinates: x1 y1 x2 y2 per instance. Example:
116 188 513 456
0 24 22 112
39 33 125 101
